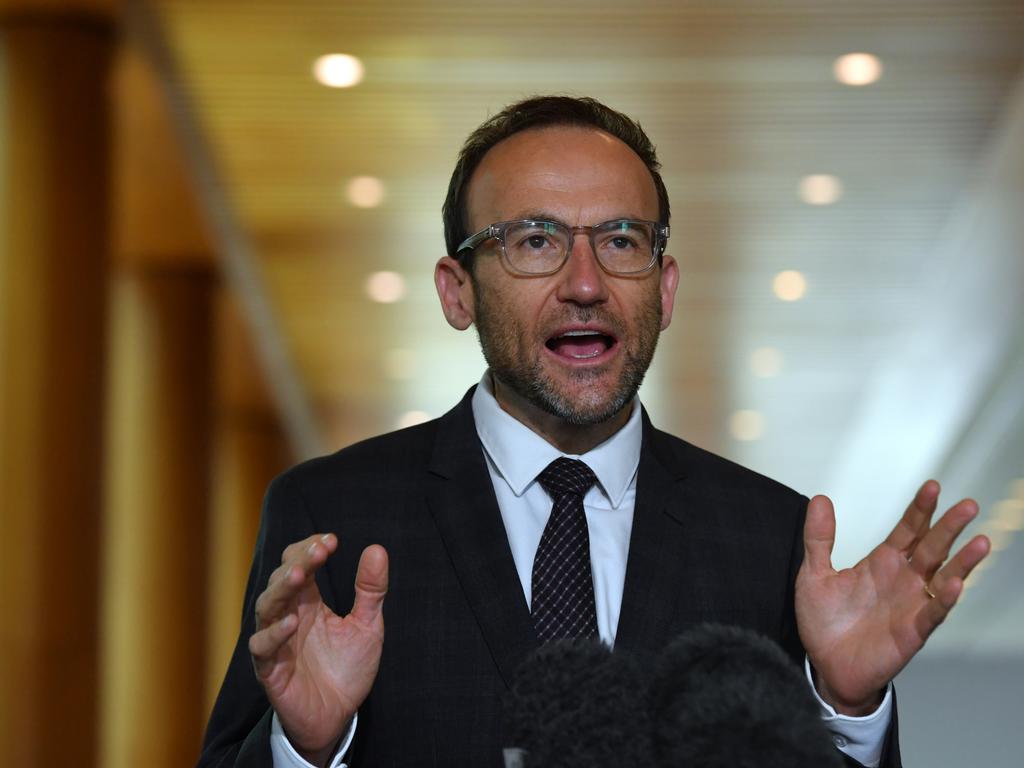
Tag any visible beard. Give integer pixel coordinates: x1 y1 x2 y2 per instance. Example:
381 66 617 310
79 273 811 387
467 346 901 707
473 287 663 427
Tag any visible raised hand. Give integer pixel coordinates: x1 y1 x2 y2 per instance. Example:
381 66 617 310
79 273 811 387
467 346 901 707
249 534 388 766
795 481 989 715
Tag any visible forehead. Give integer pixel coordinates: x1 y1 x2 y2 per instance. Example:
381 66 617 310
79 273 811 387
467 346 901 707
465 125 659 228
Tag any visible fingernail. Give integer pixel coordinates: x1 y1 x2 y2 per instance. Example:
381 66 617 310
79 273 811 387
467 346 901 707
308 542 318 555
321 533 332 543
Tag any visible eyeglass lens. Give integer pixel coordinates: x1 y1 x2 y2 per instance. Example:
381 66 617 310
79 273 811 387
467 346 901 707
503 220 655 274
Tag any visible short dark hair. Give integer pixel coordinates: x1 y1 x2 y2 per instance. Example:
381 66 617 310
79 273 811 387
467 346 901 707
442 95 671 259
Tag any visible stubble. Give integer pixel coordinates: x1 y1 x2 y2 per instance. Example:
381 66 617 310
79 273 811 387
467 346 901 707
473 284 663 427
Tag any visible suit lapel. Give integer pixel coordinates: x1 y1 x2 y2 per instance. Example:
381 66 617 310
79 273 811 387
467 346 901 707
614 410 691 655
425 389 537 688
423 394 708 673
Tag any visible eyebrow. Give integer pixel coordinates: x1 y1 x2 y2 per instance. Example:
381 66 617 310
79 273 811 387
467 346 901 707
511 210 569 226
508 211 643 226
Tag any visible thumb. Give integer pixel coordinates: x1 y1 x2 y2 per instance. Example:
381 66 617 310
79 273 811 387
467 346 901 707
350 544 388 625
803 495 837 575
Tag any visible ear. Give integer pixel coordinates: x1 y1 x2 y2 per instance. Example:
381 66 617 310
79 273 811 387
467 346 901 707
435 256 476 331
658 254 680 331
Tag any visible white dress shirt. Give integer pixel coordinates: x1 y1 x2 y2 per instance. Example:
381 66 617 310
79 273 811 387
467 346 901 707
271 374 892 767
472 372 638 643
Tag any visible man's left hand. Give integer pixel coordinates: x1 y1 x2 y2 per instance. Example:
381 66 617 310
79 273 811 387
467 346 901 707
795 481 990 715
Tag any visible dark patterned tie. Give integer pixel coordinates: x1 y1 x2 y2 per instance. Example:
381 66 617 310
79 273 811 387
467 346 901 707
531 457 599 643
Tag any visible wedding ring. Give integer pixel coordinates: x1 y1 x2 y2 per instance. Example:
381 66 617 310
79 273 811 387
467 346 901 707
923 583 937 600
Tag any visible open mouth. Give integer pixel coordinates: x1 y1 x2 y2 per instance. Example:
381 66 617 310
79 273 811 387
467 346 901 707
545 329 617 360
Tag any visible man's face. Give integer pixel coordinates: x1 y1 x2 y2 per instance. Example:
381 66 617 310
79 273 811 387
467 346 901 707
445 125 678 429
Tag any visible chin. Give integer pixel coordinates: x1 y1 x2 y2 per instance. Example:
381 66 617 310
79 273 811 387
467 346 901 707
529 376 637 428
483 337 652 430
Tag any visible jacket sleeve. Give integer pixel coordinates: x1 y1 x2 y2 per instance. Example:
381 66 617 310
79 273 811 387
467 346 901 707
197 472 320 767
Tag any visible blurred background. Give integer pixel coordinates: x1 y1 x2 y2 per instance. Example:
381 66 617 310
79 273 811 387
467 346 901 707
0 0 1021 765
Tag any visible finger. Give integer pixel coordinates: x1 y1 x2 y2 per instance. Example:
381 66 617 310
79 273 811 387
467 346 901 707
254 565 302 629
909 499 980 580
883 480 940 554
915 574 961 641
350 545 389 626
280 532 338 565
928 534 991 598
264 559 297 592
803 495 837 575
277 533 337 589
249 613 299 677
255 534 338 628
914 541 985 640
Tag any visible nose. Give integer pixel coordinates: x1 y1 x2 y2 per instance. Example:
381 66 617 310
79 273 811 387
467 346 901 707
555 234 609 305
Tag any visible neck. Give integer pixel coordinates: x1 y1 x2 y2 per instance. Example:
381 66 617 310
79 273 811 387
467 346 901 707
490 373 632 455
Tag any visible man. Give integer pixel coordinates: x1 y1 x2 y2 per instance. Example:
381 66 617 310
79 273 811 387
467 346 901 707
199 96 989 768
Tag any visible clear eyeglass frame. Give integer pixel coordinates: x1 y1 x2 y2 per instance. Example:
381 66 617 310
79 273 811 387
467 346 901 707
455 218 670 277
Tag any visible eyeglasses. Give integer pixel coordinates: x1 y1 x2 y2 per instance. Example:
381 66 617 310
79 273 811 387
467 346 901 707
455 218 669 276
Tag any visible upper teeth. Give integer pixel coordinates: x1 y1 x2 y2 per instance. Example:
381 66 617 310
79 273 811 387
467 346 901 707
561 330 598 337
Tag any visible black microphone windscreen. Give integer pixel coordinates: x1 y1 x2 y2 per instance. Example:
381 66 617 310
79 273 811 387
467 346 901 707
504 639 652 768
650 623 843 768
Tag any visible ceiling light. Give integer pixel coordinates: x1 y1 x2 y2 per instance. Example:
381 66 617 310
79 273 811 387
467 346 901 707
729 410 764 441
750 346 783 378
346 176 386 208
313 53 364 88
365 271 406 304
799 174 843 205
772 270 807 302
396 410 430 429
833 53 883 86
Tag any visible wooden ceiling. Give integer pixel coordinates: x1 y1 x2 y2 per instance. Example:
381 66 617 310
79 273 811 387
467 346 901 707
144 0 1024 653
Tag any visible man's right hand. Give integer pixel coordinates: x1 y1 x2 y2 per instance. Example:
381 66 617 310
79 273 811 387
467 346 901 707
249 534 388 767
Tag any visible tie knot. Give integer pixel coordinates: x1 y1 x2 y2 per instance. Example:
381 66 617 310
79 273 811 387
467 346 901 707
537 457 597 498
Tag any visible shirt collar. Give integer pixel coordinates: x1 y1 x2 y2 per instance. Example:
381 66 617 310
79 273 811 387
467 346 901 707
471 372 641 508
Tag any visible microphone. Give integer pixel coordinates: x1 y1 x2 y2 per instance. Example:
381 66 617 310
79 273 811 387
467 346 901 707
649 623 842 768
504 624 843 768
503 638 652 767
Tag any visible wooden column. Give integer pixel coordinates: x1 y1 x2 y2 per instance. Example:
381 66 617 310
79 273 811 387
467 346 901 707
0 6 114 767
205 292 291 712
101 267 215 768
99 41 218 768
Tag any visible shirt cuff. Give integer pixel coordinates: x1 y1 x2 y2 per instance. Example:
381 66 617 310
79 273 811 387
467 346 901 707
270 710 357 768
804 657 892 768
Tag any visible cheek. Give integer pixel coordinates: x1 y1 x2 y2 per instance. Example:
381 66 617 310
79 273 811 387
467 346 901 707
484 284 547 334
477 285 537 343
505 298 545 347
622 284 664 341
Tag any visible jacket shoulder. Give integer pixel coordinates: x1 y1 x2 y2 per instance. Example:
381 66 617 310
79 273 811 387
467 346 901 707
645 421 808 514
275 417 442 497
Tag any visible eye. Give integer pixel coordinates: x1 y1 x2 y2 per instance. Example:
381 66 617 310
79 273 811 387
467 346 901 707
596 232 640 252
507 221 567 253
595 222 652 255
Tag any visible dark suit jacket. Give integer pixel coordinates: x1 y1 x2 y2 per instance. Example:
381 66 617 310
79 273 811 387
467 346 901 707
199 388 900 767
